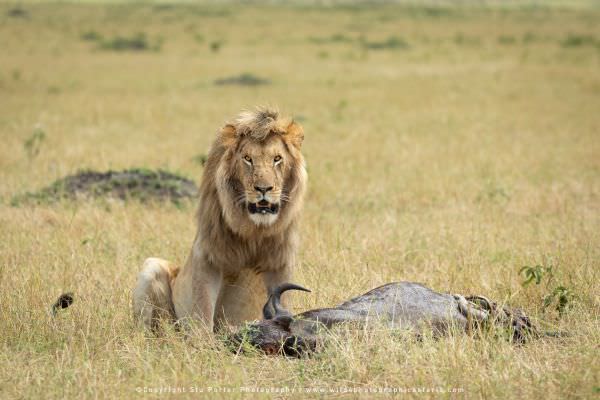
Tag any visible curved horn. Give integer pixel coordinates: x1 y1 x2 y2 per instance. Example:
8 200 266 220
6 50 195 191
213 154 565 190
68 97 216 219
263 283 311 319
262 295 276 320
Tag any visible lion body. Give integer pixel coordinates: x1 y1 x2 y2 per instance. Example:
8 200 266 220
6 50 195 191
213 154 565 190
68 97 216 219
133 108 307 331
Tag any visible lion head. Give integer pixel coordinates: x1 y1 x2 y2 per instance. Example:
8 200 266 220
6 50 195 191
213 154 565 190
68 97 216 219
198 107 307 237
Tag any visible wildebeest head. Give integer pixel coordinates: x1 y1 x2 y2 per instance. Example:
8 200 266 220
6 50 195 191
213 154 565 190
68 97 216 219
230 283 314 357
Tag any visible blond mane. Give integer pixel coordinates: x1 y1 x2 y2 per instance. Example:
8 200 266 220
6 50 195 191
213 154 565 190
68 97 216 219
133 107 307 331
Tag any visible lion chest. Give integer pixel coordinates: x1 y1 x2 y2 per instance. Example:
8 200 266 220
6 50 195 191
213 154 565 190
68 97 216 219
205 234 293 276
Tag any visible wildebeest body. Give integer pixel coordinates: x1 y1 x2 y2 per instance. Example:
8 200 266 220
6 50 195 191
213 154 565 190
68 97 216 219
294 282 468 334
233 281 534 356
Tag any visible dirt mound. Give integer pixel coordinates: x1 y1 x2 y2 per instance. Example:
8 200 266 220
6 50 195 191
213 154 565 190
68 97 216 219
12 168 199 205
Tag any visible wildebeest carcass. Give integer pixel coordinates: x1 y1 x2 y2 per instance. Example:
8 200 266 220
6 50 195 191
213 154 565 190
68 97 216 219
230 282 542 356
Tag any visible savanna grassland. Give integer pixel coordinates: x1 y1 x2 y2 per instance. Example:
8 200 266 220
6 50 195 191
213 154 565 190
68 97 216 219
1 2 599 399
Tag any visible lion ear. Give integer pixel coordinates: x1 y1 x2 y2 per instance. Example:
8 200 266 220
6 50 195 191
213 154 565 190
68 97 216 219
219 124 237 148
285 121 304 149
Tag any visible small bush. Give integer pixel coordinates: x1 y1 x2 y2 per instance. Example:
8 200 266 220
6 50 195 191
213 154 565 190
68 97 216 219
152 4 175 12
7 7 28 18
192 8 231 18
362 36 409 50
99 33 161 52
309 33 353 44
214 73 271 86
520 265 553 286
81 30 102 42
418 7 454 17
561 34 597 48
453 33 480 46
520 265 574 317
193 33 205 44
498 35 516 45
542 286 574 316
210 40 222 52
522 32 537 44
23 126 46 160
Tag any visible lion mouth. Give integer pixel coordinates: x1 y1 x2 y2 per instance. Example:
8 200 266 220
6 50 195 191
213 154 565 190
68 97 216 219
248 200 279 215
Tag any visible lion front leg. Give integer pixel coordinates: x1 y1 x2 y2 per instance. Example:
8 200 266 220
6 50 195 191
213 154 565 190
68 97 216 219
213 267 293 330
171 258 223 332
214 270 267 329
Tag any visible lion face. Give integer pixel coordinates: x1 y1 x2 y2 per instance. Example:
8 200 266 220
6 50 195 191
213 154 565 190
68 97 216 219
207 108 306 236
234 135 291 226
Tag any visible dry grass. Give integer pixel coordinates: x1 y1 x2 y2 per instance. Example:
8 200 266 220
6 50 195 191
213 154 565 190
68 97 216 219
1 2 599 399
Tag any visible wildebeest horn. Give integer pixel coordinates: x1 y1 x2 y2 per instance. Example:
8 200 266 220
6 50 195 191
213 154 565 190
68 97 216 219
262 283 311 320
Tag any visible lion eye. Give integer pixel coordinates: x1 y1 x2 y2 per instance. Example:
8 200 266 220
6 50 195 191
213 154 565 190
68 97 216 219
243 155 252 165
274 155 282 165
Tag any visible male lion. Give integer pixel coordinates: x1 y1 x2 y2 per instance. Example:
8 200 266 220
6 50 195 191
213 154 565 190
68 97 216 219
132 107 307 332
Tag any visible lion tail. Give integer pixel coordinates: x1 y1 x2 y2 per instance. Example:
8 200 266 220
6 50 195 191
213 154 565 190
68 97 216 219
132 257 179 332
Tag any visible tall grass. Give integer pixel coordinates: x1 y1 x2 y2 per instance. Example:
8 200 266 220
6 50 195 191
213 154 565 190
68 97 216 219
0 2 599 398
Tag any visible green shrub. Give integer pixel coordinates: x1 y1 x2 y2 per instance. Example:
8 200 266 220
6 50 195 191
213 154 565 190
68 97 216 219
81 30 102 42
561 34 597 48
23 126 46 160
210 40 222 52
362 36 409 50
214 73 271 86
7 7 28 18
99 33 161 52
498 35 517 45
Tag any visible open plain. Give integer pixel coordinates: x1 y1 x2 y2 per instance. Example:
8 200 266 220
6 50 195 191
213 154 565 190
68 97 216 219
1 2 599 398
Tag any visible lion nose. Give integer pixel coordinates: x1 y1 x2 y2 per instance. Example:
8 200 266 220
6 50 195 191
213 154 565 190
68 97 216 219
254 186 273 195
